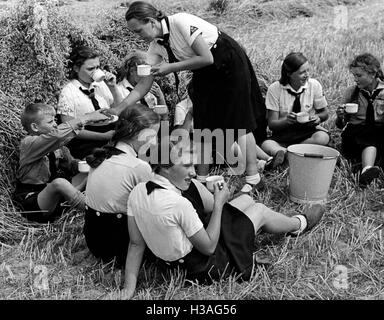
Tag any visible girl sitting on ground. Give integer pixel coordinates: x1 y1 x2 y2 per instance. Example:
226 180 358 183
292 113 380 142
261 52 330 167
117 137 325 299
84 103 160 268
335 53 384 187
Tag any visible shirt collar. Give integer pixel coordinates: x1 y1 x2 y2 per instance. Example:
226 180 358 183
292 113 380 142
152 174 182 195
282 81 309 93
115 141 137 157
160 18 170 39
73 79 99 90
375 79 384 90
360 79 384 95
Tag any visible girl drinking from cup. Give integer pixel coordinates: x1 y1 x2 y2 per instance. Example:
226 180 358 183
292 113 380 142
116 50 168 121
335 53 384 187
116 137 325 300
57 46 123 159
261 52 329 166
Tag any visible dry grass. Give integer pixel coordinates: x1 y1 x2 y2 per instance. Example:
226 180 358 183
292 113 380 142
1 0 384 301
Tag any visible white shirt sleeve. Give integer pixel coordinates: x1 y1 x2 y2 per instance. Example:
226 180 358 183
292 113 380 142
57 86 76 117
177 198 204 238
265 82 281 112
173 14 203 46
312 79 328 110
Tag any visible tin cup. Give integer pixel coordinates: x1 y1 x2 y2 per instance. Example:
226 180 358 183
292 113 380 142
78 161 90 173
206 175 225 193
92 69 106 82
137 64 151 76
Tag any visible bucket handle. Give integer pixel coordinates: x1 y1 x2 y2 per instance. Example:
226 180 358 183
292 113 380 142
293 152 336 160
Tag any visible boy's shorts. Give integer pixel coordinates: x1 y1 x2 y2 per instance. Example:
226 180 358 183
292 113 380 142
14 183 63 223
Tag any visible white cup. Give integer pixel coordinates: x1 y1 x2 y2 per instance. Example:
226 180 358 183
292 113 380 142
92 69 106 82
345 103 358 114
296 111 310 123
137 64 151 76
78 160 90 173
153 105 168 115
206 175 225 193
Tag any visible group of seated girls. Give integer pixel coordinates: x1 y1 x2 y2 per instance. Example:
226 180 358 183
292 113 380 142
12 46 384 297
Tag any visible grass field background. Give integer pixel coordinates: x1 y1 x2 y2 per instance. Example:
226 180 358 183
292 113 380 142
0 0 384 300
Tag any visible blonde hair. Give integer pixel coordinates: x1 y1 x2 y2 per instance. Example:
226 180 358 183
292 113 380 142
21 103 55 132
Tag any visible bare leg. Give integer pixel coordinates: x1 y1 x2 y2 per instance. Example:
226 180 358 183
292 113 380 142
195 141 212 181
237 132 259 176
230 195 300 234
361 146 377 168
302 131 330 145
261 139 286 157
71 173 88 191
37 178 85 212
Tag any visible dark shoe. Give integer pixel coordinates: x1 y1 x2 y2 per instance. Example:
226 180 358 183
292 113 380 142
264 150 286 171
301 204 325 232
232 179 266 198
359 166 380 188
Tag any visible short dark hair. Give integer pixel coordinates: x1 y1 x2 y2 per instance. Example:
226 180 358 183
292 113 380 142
125 1 165 23
349 53 384 80
68 46 99 79
21 103 55 132
279 52 308 85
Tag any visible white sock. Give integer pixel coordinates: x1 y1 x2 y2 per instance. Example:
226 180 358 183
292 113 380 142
361 166 372 174
196 175 208 183
290 214 308 235
245 173 261 185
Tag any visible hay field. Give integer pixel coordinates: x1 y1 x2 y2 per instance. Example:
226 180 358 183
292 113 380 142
0 0 384 301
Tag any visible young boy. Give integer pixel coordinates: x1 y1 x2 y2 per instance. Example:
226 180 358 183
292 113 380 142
14 102 108 223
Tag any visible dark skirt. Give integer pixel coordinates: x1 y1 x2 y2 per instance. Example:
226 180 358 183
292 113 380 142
189 31 267 138
270 123 319 146
341 123 384 163
157 182 257 283
83 206 129 268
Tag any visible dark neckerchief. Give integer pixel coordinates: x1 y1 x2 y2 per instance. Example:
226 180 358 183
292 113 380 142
79 87 100 110
286 88 306 113
157 16 180 98
360 87 383 125
146 181 166 195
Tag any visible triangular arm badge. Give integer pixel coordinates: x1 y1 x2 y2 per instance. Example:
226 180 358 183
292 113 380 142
190 26 198 36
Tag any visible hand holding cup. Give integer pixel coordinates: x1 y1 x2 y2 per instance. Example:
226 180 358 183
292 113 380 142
92 69 106 82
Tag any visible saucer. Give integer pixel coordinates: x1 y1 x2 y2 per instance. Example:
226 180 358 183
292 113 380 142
88 115 118 126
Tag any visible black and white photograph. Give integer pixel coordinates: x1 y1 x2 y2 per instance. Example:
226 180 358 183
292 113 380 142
0 0 383 310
